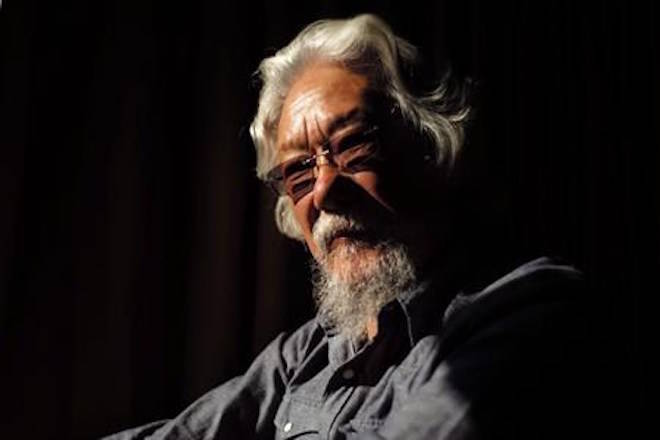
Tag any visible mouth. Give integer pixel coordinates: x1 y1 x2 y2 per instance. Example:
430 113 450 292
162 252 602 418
326 228 374 252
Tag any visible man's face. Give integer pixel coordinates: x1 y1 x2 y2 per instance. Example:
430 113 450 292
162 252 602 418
276 62 404 276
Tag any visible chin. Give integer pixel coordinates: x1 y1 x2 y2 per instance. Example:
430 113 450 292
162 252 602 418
311 235 418 341
323 242 383 282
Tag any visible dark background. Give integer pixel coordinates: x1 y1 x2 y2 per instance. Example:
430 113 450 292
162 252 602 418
1 0 656 438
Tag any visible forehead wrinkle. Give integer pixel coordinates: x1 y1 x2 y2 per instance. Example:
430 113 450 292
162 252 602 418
303 117 310 152
313 117 327 143
324 108 368 137
278 107 366 156
278 88 323 153
276 69 373 159
278 121 311 157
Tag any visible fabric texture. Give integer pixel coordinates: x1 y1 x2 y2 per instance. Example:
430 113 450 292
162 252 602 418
102 257 597 439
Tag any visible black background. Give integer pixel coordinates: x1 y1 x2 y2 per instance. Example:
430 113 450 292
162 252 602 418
1 1 656 438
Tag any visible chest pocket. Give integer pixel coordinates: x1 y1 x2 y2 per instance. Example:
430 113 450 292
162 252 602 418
274 396 321 439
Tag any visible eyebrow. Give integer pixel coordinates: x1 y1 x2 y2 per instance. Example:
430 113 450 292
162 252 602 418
323 108 367 137
279 108 368 154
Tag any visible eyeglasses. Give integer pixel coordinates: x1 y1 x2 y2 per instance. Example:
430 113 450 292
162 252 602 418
266 125 383 203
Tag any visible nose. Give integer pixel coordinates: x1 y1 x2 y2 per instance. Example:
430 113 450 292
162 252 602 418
312 163 341 211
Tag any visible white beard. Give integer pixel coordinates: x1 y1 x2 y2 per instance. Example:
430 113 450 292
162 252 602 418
311 212 417 341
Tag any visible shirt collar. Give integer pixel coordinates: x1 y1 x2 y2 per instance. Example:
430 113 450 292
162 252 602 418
316 264 464 353
395 271 461 347
315 243 473 351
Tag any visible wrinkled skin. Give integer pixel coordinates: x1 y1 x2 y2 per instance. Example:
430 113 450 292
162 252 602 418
275 62 443 279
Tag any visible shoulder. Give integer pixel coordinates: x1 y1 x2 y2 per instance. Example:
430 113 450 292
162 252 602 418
433 257 592 390
477 255 582 294
436 258 597 437
101 320 325 439
444 256 583 325
439 256 587 356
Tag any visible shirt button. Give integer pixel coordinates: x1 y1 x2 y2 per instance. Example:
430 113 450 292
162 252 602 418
342 368 355 380
283 421 292 433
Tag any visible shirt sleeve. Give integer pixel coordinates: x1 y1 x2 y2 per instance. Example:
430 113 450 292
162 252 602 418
350 266 600 439
100 319 319 440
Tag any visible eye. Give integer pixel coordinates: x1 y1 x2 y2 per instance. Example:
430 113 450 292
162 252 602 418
341 143 381 171
287 172 316 202
280 155 316 202
281 154 314 179
291 178 314 198
332 130 376 154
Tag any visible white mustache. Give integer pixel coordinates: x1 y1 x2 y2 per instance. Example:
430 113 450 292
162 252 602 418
312 212 367 255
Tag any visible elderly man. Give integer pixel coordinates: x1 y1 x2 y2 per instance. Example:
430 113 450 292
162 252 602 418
106 14 594 440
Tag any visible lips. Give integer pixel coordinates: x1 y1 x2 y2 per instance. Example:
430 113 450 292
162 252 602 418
327 229 350 251
326 228 370 251
313 212 380 255
328 235 350 252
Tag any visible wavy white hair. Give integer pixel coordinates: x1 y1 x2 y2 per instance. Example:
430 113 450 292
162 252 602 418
249 14 471 240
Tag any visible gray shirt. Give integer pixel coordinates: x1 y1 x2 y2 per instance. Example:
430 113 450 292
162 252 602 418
103 257 592 439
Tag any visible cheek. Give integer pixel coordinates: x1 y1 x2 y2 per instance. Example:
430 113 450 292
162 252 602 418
352 172 395 213
292 197 322 258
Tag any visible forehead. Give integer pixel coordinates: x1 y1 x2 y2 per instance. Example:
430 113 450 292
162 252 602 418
276 62 370 156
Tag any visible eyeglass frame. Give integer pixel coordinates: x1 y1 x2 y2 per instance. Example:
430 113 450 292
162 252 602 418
265 124 384 204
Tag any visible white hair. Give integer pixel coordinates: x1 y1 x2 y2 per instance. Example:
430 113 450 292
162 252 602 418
249 14 471 240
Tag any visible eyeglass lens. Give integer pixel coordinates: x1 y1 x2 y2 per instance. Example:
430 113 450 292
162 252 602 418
271 126 381 203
